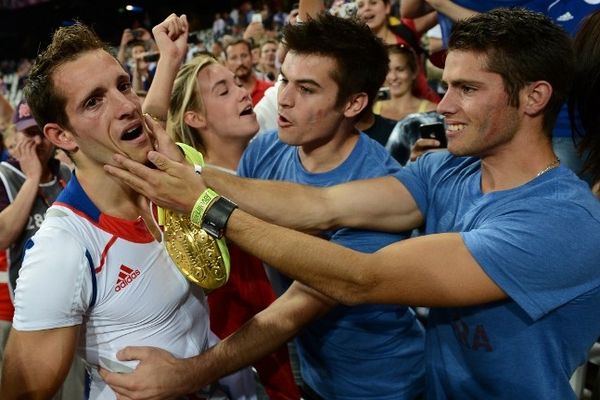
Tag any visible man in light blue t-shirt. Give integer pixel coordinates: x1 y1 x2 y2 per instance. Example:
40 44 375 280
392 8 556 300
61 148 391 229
99 8 600 400
235 13 424 400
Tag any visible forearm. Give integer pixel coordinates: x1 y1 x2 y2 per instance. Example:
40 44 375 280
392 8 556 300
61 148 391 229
426 0 478 22
299 0 324 21
184 283 328 391
203 169 422 232
203 167 336 232
225 209 506 308
143 56 182 123
401 0 433 18
117 45 127 65
413 11 439 36
0 179 39 248
224 209 372 305
0 327 79 399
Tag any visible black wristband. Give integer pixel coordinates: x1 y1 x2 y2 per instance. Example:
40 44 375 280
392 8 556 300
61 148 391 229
201 196 238 239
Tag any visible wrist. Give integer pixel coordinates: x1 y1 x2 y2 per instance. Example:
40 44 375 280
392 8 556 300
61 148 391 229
201 196 237 239
190 188 220 226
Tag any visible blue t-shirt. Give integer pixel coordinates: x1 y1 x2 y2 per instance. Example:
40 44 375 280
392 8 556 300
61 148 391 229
239 131 425 400
438 1 547 48
395 152 600 399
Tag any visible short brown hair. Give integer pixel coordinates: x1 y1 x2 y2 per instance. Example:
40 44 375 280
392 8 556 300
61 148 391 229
24 23 110 130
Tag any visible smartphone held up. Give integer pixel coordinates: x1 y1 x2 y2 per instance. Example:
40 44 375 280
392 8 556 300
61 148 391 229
419 122 447 148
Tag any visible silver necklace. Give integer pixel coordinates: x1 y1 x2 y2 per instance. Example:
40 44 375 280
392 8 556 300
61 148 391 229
536 158 560 177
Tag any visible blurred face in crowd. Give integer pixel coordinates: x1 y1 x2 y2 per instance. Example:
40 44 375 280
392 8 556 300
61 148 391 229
356 0 390 32
251 46 261 67
386 52 416 98
226 42 253 81
437 50 520 157
192 63 258 141
260 42 278 68
287 8 299 25
277 51 347 151
211 42 224 59
129 43 148 71
45 49 152 169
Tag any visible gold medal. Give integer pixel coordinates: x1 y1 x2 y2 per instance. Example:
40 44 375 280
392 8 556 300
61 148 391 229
162 208 229 289
158 143 230 290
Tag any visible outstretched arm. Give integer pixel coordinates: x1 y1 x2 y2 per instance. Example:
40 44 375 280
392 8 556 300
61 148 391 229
417 0 477 22
0 326 80 399
106 146 423 233
299 0 324 20
142 14 188 124
226 209 506 307
104 151 504 304
401 0 434 18
101 282 335 399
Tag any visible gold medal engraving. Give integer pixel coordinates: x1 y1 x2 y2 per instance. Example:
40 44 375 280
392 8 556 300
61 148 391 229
162 208 229 289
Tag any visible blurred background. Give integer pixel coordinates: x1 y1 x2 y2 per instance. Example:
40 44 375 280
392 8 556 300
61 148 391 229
0 0 292 60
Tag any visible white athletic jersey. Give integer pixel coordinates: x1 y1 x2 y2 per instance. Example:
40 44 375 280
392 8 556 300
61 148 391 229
12 175 210 399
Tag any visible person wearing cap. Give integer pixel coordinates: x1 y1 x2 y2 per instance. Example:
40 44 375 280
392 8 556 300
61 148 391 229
0 99 73 390
0 99 72 300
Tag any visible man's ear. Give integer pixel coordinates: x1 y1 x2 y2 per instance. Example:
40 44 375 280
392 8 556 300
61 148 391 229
343 92 369 119
44 123 78 152
522 80 552 117
183 110 207 129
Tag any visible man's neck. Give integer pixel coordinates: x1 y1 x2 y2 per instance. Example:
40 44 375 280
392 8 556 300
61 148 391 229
202 133 249 171
76 166 146 219
298 124 360 173
479 132 557 193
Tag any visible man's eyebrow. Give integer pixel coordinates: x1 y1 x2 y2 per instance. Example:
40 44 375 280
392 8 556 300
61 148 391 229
279 70 321 88
78 87 105 110
443 78 483 87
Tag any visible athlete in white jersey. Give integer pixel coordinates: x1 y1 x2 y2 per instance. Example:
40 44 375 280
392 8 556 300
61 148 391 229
0 15 256 400
13 174 210 398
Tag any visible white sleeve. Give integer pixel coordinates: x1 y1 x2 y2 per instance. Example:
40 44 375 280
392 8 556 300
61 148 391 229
254 78 280 135
12 225 93 331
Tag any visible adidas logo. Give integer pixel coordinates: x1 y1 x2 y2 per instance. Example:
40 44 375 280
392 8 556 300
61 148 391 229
115 264 141 292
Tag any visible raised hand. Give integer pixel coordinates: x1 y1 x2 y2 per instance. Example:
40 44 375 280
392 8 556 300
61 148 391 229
151 13 188 65
14 134 42 182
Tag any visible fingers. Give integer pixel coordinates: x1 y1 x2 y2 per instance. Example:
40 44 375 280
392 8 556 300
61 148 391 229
104 156 158 197
99 368 137 400
154 13 187 40
146 151 179 172
14 137 38 160
116 346 149 362
143 114 184 162
414 138 441 148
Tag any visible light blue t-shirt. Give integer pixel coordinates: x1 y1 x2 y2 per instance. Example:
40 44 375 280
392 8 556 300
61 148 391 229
395 151 600 399
239 130 425 400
